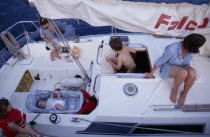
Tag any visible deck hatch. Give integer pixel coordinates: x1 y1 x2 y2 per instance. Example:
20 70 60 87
123 83 138 96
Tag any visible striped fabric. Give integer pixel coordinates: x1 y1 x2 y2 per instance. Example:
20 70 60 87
40 27 55 40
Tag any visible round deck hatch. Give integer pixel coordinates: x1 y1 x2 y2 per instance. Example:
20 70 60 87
123 83 138 96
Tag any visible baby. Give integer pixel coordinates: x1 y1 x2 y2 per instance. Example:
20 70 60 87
37 90 66 111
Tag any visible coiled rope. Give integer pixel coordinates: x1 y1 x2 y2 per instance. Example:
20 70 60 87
1 31 24 60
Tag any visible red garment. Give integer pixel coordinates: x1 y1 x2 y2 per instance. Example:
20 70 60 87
78 89 97 114
0 108 26 137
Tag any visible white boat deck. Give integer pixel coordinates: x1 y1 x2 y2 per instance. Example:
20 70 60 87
1 34 210 136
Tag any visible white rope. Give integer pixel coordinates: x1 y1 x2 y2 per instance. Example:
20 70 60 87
21 23 31 56
1 32 24 60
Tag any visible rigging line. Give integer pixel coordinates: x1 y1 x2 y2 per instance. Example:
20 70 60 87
74 117 203 134
30 113 45 136
50 19 89 79
48 19 90 82
21 23 31 56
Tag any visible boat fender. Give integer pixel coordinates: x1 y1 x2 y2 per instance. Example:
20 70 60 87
60 77 85 88
49 114 60 124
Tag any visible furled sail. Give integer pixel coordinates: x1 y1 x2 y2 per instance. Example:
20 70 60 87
33 0 210 36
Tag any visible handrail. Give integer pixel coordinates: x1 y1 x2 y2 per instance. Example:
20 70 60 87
93 73 150 93
0 21 39 67
93 74 116 93
96 40 104 65
0 21 39 35
0 20 146 68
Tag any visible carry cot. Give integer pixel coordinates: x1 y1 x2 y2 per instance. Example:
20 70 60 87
25 90 84 113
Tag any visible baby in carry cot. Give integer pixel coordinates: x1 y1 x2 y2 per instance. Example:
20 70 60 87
37 90 66 111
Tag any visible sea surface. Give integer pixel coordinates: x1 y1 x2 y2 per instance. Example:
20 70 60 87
1 0 210 33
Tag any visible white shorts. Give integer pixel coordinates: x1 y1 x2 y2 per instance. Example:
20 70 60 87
46 39 61 50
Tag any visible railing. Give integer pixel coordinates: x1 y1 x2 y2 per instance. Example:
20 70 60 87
93 73 152 93
0 19 145 68
0 21 39 67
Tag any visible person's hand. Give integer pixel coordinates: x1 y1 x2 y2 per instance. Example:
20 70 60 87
124 42 129 47
48 24 53 30
29 132 37 137
106 57 111 63
52 90 59 94
52 42 57 46
144 72 153 78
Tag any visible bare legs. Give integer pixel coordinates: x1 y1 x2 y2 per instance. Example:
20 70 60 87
55 46 62 59
50 50 56 61
169 66 196 105
50 47 62 61
178 66 196 105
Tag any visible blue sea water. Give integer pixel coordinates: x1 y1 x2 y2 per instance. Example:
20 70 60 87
1 0 210 33
0 0 37 33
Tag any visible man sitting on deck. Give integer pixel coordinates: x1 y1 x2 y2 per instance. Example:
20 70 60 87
0 98 36 137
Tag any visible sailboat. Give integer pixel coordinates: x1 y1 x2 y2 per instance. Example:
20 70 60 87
0 0 210 136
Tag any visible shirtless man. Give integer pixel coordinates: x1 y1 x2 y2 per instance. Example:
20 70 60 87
106 38 136 73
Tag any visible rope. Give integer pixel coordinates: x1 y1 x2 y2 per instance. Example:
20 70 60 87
21 23 31 56
1 31 24 60
30 113 49 136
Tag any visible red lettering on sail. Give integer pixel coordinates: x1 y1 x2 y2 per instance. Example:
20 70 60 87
168 21 179 30
185 20 197 31
154 14 171 29
154 14 209 31
177 16 188 29
197 18 209 28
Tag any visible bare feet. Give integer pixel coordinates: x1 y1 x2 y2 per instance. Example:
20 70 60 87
55 55 62 59
51 57 55 61
178 91 187 105
170 87 178 103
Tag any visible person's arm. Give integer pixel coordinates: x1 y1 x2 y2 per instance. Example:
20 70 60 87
55 104 66 111
129 48 137 54
43 38 57 46
8 122 37 137
144 64 158 78
144 46 172 78
124 42 129 47
48 24 55 33
106 57 122 70
53 90 62 100
50 91 54 98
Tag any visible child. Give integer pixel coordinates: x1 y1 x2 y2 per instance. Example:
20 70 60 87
38 90 66 111
39 17 62 61
106 38 136 73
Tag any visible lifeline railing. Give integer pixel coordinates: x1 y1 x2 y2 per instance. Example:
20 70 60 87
0 19 144 68
0 21 39 66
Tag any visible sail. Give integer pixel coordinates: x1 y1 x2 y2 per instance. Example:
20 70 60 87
33 0 210 36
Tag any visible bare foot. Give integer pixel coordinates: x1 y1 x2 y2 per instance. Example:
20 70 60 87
51 57 55 61
170 87 178 103
55 55 62 59
178 91 187 105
